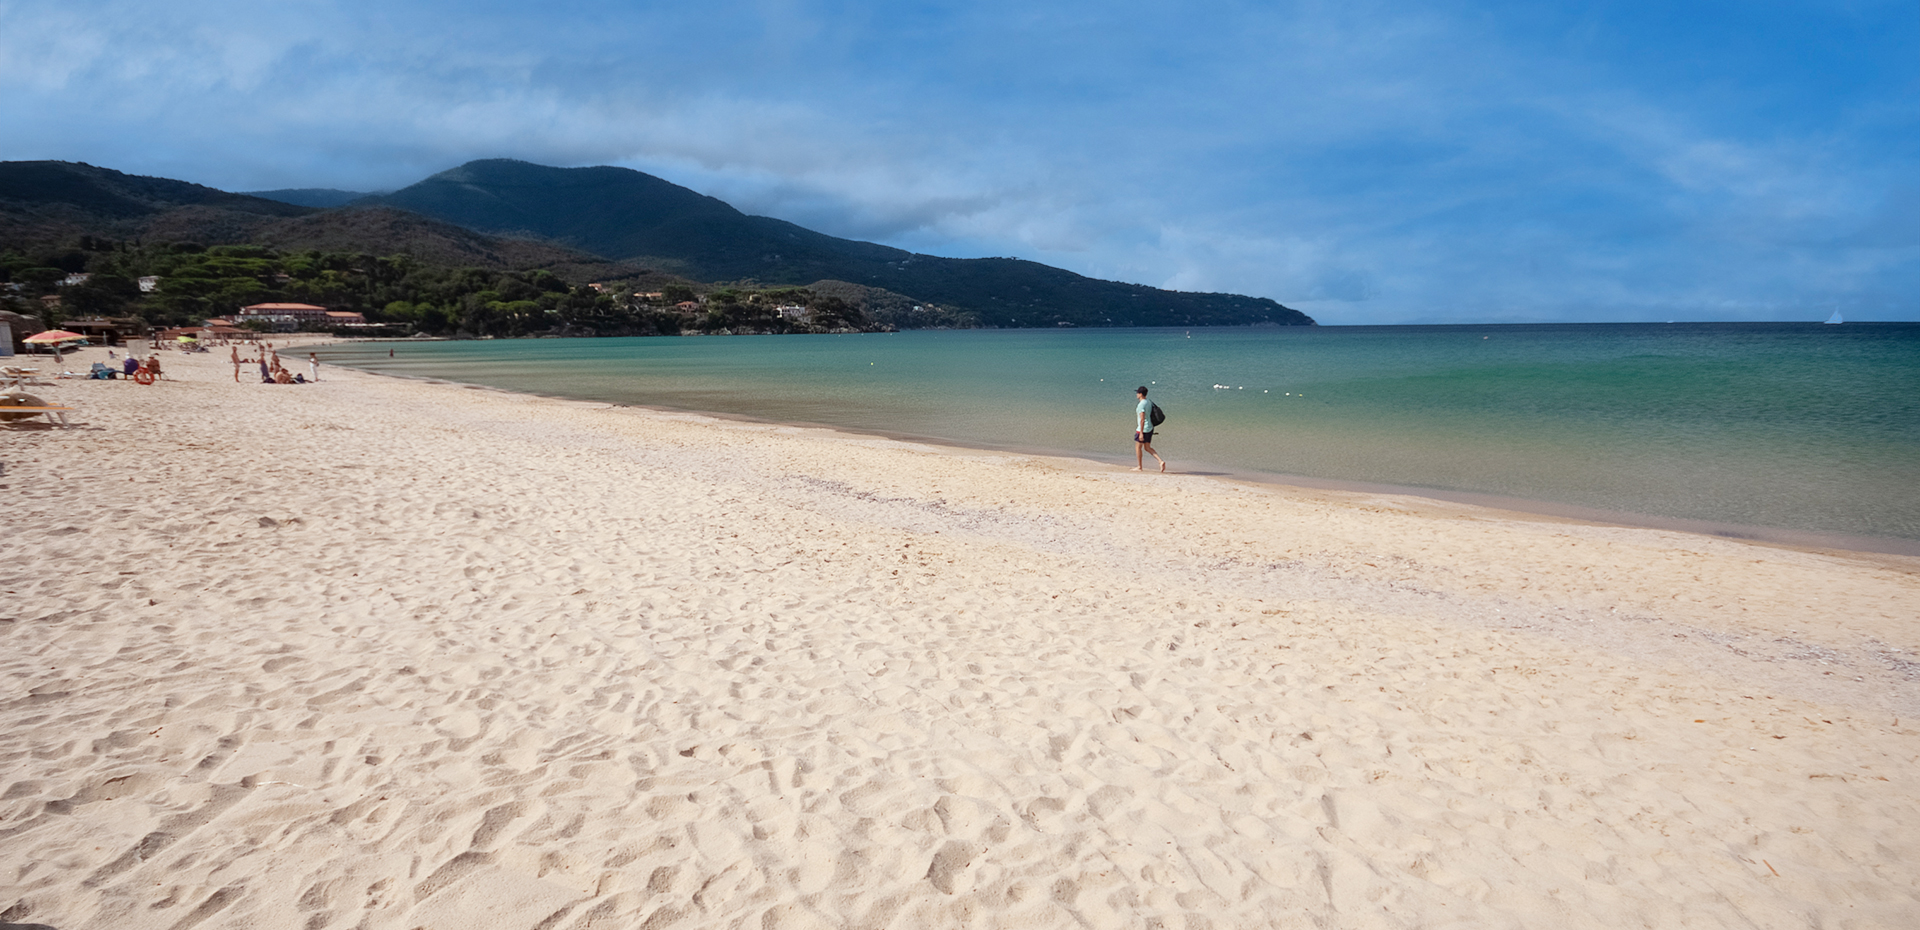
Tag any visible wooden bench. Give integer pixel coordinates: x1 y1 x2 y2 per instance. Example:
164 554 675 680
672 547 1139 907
0 404 76 428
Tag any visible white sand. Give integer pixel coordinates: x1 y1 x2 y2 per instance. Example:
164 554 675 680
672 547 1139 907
3 341 1917 930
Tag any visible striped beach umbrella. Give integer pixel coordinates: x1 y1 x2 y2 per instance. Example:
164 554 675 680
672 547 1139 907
22 330 86 343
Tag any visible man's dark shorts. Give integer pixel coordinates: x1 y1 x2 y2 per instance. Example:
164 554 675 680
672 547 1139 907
1135 431 1154 444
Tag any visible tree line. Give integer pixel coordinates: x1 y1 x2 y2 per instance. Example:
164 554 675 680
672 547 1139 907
0 238 891 337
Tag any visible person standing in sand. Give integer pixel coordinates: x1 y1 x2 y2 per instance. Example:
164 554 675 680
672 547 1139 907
1134 386 1166 472
231 346 241 383
308 353 320 383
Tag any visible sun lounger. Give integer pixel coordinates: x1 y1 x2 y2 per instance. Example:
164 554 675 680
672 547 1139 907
0 403 76 428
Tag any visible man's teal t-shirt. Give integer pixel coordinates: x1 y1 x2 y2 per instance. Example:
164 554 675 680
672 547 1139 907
1136 397 1153 434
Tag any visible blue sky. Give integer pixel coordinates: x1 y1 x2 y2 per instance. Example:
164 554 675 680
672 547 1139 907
2 0 1914 322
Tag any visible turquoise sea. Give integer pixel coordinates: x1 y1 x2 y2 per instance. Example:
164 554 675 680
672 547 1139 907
318 324 1920 553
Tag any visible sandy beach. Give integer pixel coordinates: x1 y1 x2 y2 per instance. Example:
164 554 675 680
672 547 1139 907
4 340 1917 930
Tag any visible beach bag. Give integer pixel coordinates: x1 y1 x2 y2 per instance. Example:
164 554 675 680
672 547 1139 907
1149 403 1166 428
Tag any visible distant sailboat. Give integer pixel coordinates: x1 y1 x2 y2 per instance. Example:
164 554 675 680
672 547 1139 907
1825 310 1844 324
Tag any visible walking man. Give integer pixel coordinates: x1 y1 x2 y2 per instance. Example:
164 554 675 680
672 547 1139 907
1134 386 1166 472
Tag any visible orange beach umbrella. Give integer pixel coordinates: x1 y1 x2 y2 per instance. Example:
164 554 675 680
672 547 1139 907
23 330 86 343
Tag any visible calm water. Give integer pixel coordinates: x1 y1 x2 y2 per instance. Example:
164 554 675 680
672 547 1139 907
319 324 1920 547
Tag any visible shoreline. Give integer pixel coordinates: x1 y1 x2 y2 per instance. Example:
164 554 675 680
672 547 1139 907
316 340 1920 560
6 338 1918 928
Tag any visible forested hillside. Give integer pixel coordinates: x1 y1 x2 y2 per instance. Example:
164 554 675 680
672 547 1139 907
2 159 1313 338
366 160 1315 328
1 237 890 337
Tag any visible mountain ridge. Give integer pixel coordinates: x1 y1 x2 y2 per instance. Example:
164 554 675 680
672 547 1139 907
0 158 1314 328
0 160 314 246
0 161 646 281
362 159 1314 328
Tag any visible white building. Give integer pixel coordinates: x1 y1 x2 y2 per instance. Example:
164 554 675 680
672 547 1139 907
239 303 332 323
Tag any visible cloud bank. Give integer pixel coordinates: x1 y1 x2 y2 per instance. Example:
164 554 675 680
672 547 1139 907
2 0 1914 322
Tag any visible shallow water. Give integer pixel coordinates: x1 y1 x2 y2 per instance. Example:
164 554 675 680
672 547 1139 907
319 323 1920 544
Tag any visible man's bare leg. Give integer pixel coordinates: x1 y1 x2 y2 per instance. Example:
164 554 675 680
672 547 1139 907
1138 441 1165 471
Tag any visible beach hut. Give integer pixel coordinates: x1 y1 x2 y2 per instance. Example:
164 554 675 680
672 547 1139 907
61 317 144 347
0 310 43 355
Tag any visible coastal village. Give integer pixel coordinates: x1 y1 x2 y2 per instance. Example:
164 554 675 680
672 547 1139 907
1 245 905 349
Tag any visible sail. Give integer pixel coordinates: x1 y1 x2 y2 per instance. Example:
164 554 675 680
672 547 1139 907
1825 310 1844 324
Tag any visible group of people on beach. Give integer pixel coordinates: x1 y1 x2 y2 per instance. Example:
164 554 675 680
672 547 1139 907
230 343 320 385
87 351 164 382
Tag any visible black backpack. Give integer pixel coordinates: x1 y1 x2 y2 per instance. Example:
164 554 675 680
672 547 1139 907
1148 402 1166 428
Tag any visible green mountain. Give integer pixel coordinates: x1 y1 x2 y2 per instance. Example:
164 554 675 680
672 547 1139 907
0 159 1315 328
0 161 639 279
367 159 1314 327
254 207 640 278
0 160 314 244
